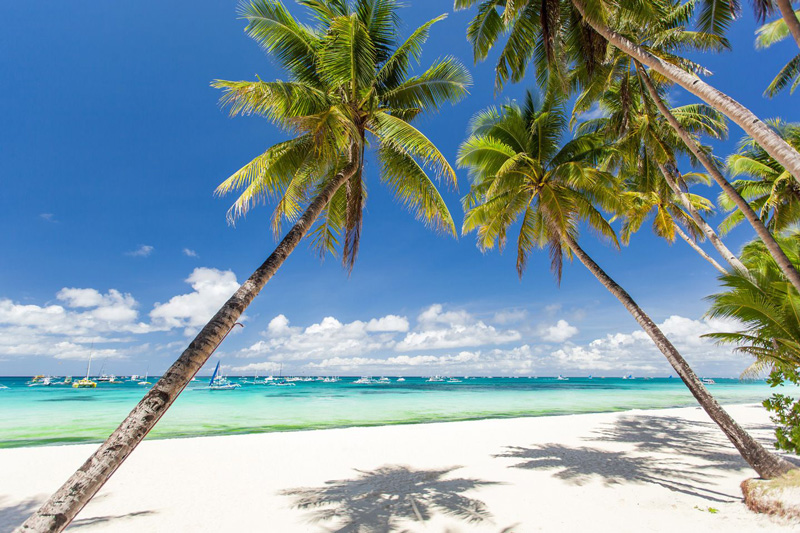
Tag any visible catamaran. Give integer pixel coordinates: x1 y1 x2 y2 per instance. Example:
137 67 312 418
73 349 97 388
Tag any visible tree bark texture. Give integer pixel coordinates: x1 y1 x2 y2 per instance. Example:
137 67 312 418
775 0 800 50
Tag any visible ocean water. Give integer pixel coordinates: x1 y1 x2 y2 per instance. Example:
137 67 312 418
0 376 794 449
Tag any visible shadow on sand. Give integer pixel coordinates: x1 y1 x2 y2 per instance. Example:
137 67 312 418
282 465 499 532
0 497 40 533
69 510 156 529
493 414 790 504
0 495 155 533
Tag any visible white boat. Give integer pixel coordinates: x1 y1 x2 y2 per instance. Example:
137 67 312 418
556 375 568 381
622 374 634 380
0 384 7 390
377 377 390 383
271 380 296 387
322 376 339 383
396 377 405 382
446 378 462 383
701 378 716 385
354 377 376 384
426 376 445 382
138 367 152 386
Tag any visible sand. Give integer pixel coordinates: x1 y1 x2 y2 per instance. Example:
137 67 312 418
1 404 799 532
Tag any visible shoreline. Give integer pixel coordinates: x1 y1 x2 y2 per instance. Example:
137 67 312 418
1 403 797 532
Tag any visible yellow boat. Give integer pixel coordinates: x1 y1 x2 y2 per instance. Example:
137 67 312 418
72 378 97 388
73 346 97 388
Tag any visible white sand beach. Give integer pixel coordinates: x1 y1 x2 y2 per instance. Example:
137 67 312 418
1 404 798 532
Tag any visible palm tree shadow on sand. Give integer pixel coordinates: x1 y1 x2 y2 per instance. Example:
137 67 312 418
494 413 799 504
281 465 504 532
0 495 155 533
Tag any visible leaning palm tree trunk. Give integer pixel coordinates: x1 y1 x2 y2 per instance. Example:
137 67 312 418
656 162 747 272
776 0 800 50
636 65 800 294
672 222 728 274
562 233 794 479
571 0 800 182
17 158 360 533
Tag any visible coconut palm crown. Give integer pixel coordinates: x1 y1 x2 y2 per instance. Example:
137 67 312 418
721 120 800 235
214 0 471 269
459 90 619 280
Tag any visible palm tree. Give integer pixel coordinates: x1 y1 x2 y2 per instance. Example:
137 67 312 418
455 0 800 182
720 120 800 235
619 170 729 274
756 8 800 96
19 1 470 531
706 234 800 452
697 0 800 51
575 68 742 273
574 0 800 291
459 91 794 479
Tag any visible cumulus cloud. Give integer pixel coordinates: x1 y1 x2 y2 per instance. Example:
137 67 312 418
0 288 149 360
541 320 578 342
150 267 239 335
240 314 401 360
126 245 154 257
548 315 741 376
395 304 521 351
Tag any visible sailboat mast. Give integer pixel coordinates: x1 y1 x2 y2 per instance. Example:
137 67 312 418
86 343 94 380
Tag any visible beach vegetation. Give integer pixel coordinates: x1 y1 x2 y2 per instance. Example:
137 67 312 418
706 234 800 453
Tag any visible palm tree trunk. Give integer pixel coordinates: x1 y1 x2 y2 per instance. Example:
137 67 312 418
17 157 361 533
571 0 800 182
775 0 800 50
562 233 794 479
656 162 747 272
672 223 728 274
637 65 800 294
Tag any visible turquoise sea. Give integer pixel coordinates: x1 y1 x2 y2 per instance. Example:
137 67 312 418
0 376 793 449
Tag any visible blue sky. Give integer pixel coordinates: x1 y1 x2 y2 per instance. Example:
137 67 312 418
1 0 797 377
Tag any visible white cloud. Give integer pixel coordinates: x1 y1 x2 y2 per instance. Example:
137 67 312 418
541 319 578 342
39 213 57 223
492 309 527 325
0 288 149 360
548 315 742 375
150 267 239 335
183 248 198 258
366 315 409 332
126 245 154 257
0 267 240 362
240 314 400 360
395 304 521 351
228 361 282 374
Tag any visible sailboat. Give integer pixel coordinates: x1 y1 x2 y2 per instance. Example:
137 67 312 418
207 361 240 390
138 366 151 386
73 347 97 388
